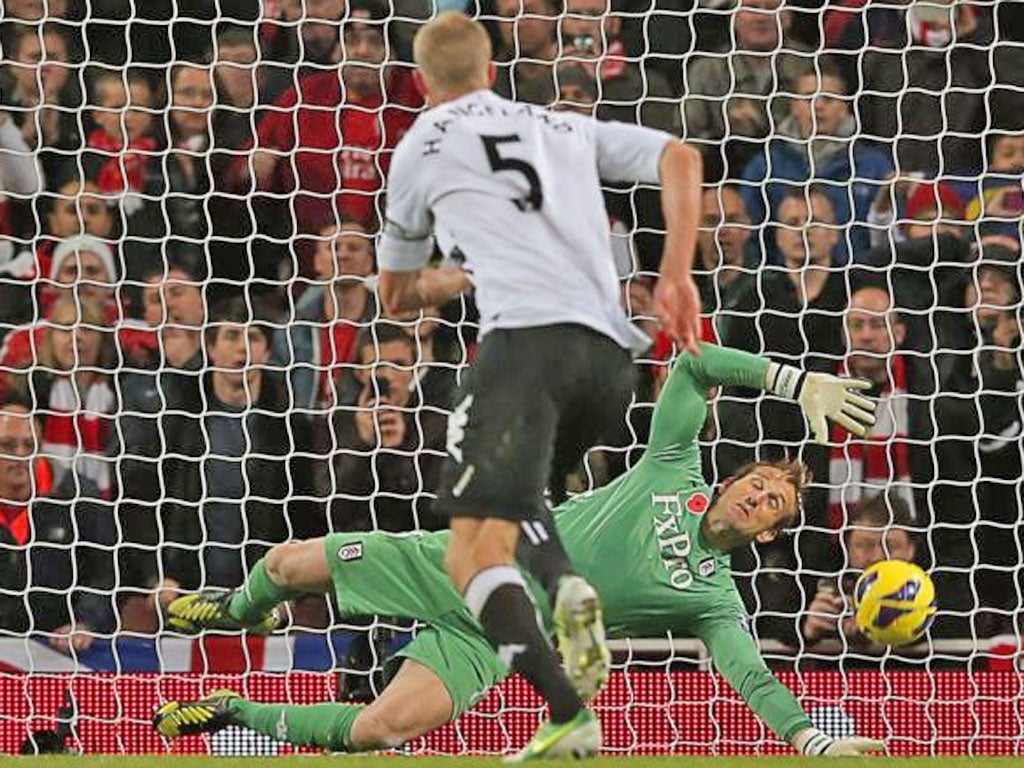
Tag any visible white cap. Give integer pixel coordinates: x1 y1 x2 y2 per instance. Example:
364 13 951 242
50 235 116 282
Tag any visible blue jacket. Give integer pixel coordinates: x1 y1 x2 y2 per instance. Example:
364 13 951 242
740 131 893 263
272 286 379 412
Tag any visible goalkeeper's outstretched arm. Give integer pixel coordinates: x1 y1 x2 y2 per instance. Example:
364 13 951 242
648 343 876 459
699 614 885 756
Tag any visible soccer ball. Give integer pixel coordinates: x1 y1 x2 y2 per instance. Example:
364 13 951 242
853 560 936 646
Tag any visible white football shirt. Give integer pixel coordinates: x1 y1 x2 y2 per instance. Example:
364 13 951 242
378 89 673 353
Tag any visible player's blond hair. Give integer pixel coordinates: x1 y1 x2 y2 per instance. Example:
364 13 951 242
413 12 492 97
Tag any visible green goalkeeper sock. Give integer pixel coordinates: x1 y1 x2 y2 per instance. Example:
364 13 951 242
230 699 363 752
228 560 301 625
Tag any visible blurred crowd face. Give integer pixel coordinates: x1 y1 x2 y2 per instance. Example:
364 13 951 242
904 204 968 242
966 266 1019 335
7 27 71 102
93 76 155 143
990 135 1024 174
562 0 619 60
846 287 904 383
0 406 36 504
735 0 787 52
143 269 205 328
143 269 204 367
4 0 69 20
847 525 915 570
775 192 838 267
387 306 441 360
48 180 115 239
359 338 415 408
170 65 214 141
314 222 375 281
554 80 595 115
791 72 849 138
54 248 114 304
341 24 387 97
207 323 270 372
495 0 558 58
301 0 345 65
47 300 107 372
699 187 752 268
215 39 258 108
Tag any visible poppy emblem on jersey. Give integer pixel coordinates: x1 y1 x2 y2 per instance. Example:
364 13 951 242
337 542 363 562
686 492 710 515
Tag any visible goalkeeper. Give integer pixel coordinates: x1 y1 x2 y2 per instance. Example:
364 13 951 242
155 343 882 759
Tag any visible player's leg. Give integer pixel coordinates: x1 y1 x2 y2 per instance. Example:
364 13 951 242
516 327 637 701
438 329 593 742
446 515 584 724
153 659 453 750
167 539 329 632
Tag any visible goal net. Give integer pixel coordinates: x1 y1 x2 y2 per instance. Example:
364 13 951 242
0 0 1021 757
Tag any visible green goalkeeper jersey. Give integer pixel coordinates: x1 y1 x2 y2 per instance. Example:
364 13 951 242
551 343 811 741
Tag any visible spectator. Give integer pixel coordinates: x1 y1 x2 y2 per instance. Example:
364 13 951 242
964 133 1024 241
331 323 447 533
161 62 215 239
0 23 83 188
491 0 560 105
866 177 968 250
860 3 1016 175
551 64 598 116
739 59 893 262
853 234 1016 393
560 0 681 135
12 294 117 500
214 25 289 112
683 0 812 180
275 219 379 415
285 0 346 66
384 304 458 412
83 69 158 202
115 261 207 631
0 180 116 339
934 259 1024 635
822 0 906 53
159 297 290 591
0 396 116 652
0 235 119 395
696 184 756 327
229 0 420 245
0 110 44 261
828 286 918 529
722 187 848 374
802 492 917 647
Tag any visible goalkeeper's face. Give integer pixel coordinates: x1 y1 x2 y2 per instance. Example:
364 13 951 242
704 466 798 549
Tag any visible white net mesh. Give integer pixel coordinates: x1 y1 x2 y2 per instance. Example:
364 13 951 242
0 0 1022 756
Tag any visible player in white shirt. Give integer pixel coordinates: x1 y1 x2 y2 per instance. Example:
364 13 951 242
377 12 702 760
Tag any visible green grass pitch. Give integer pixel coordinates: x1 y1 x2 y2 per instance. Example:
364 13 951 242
1 758 1021 767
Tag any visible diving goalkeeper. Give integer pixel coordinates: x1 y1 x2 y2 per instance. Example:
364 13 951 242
155 343 882 759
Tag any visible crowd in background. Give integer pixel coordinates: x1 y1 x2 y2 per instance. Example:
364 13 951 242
0 0 1021 661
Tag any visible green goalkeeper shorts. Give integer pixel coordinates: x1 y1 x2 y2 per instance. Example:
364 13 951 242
325 532 510 718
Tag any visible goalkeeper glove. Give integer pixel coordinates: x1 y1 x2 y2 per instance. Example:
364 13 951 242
766 363 876 445
793 727 886 756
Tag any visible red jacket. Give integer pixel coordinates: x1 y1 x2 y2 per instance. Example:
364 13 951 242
231 67 421 231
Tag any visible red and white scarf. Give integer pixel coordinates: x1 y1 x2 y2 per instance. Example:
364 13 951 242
41 377 116 499
828 355 915 527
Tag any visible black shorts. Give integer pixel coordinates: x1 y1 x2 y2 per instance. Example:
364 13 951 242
435 323 635 522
